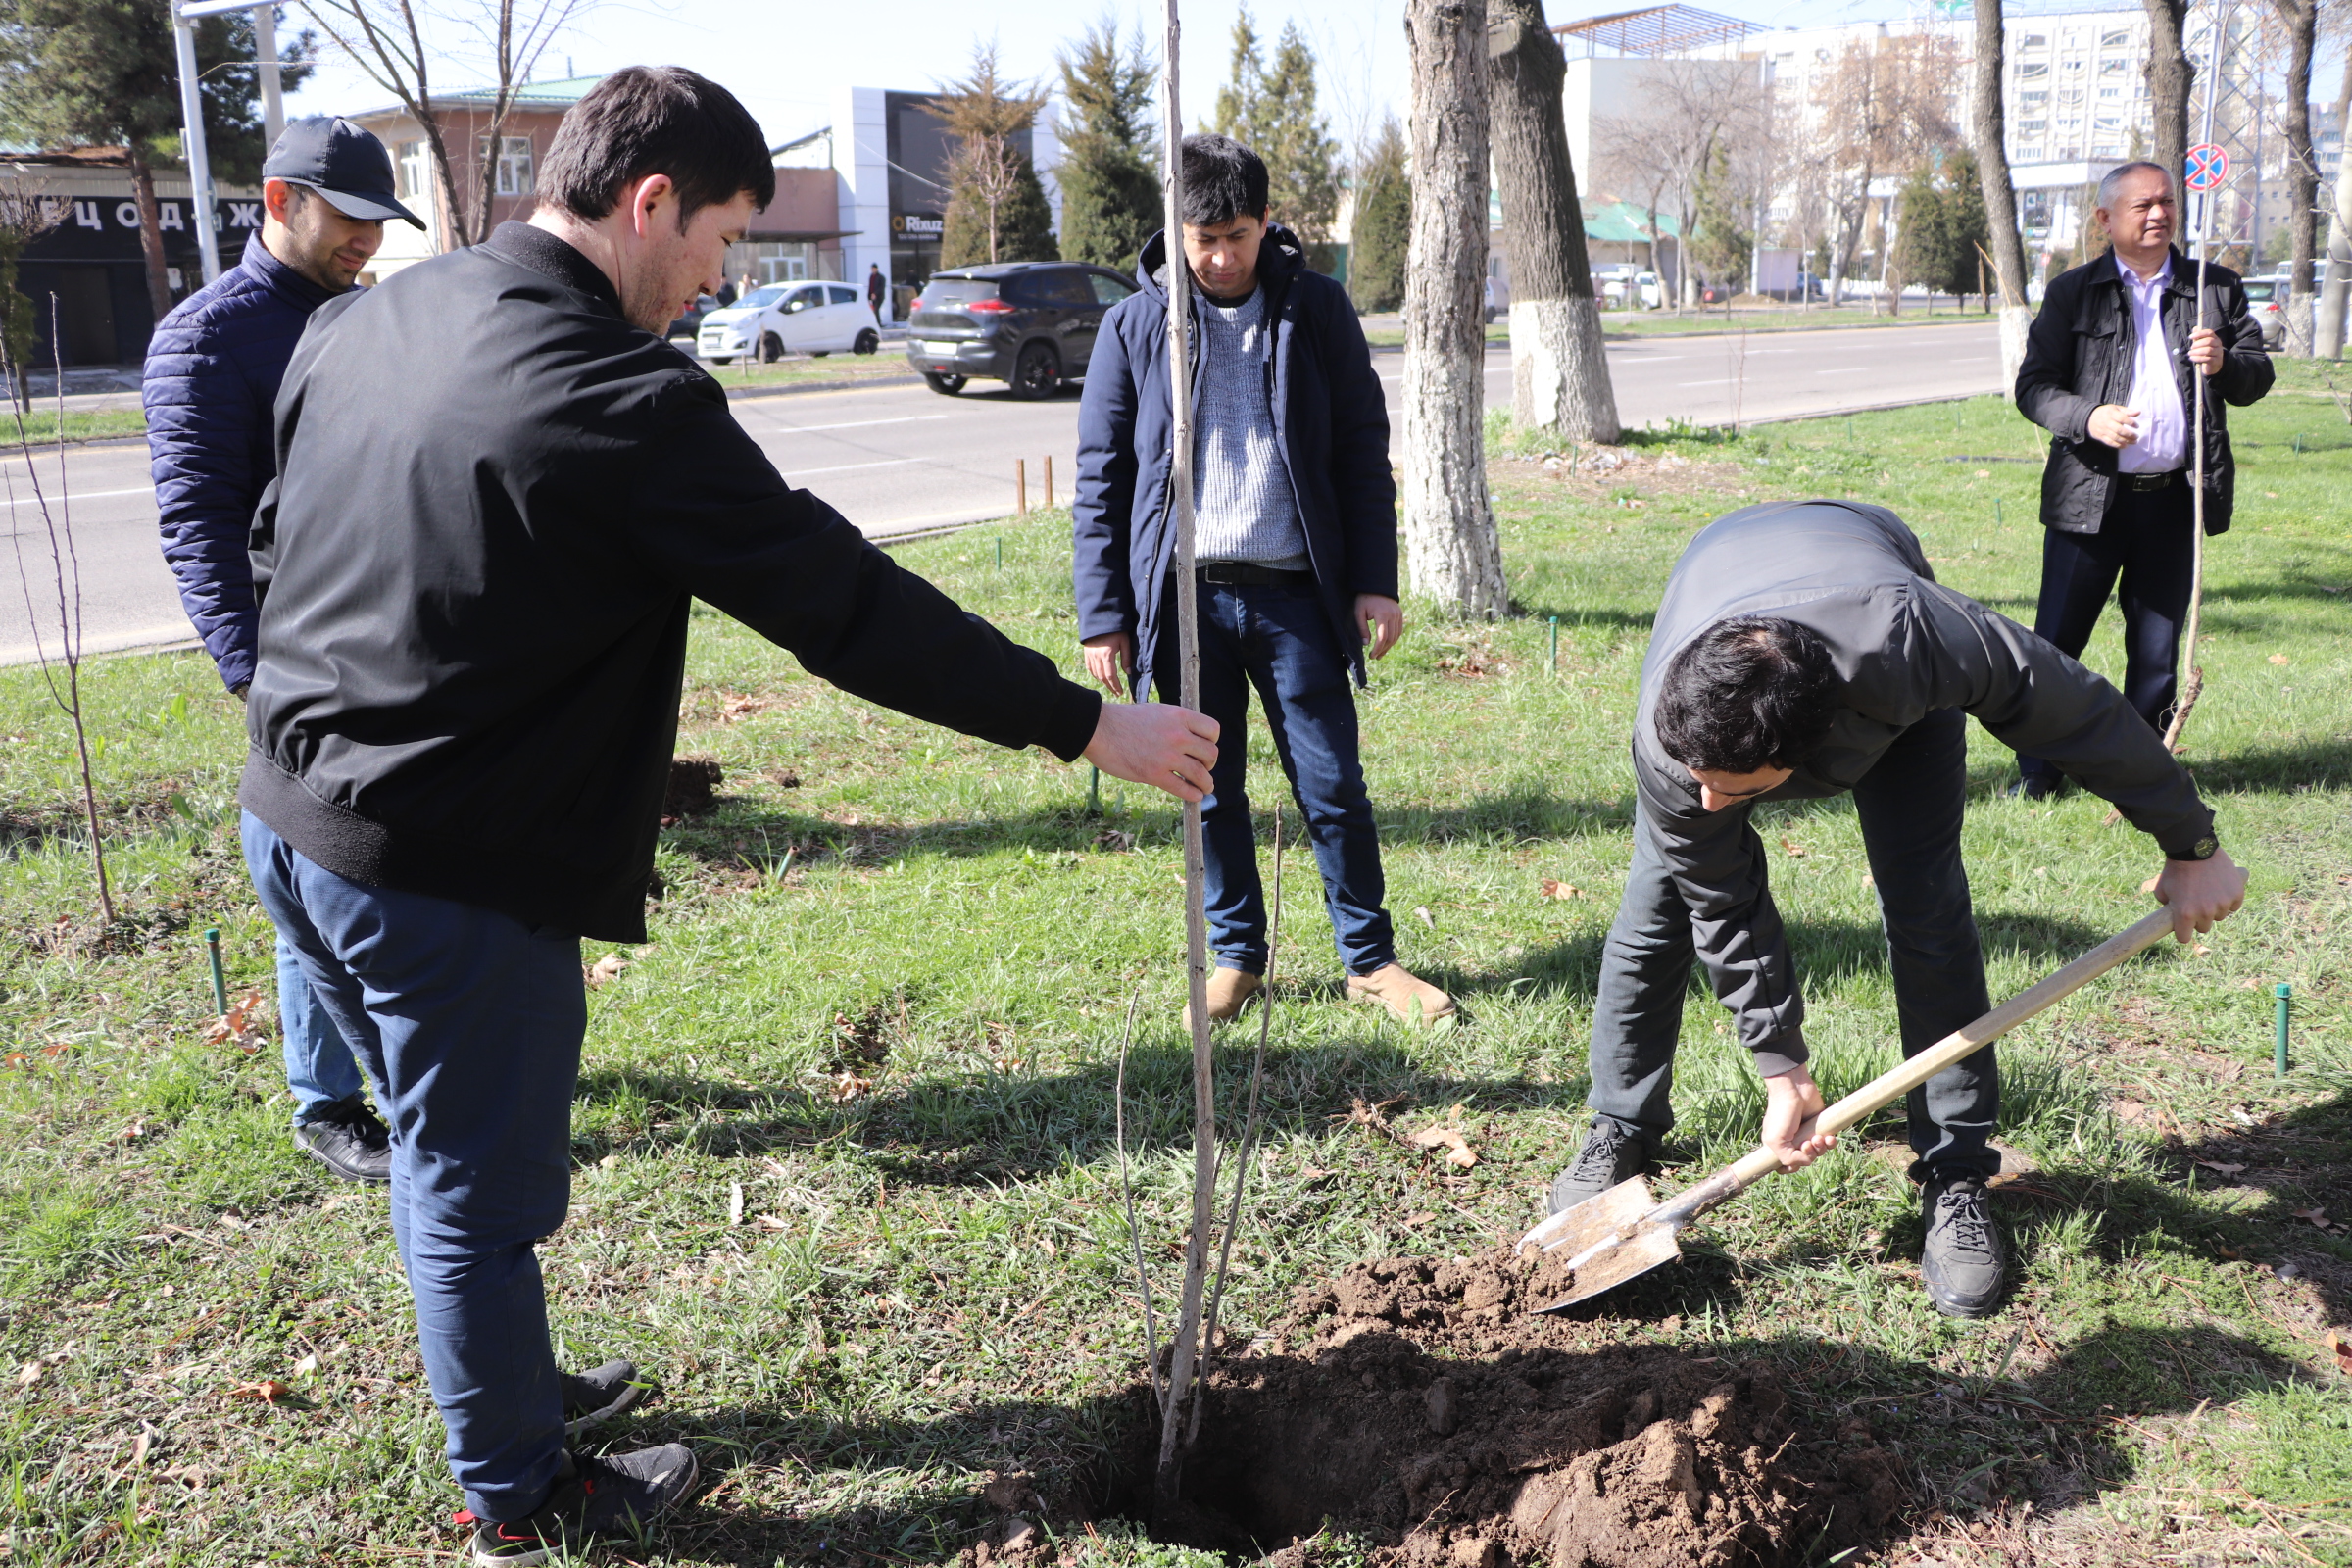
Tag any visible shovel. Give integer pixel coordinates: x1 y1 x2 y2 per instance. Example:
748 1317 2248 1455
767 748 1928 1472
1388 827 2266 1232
1517 906 2180 1314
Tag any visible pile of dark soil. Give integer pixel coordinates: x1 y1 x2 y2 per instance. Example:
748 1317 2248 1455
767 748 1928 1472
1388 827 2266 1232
1066 1249 1901 1568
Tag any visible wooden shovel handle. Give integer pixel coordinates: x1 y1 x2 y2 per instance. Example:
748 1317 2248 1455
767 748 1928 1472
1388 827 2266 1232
1649 907 2179 1229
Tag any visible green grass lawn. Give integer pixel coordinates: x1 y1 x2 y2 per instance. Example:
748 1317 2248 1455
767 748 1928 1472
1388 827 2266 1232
0 407 151 445
2 389 2348 1564
685 348 915 392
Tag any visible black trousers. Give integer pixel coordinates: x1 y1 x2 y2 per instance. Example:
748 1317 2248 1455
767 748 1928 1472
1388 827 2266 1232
1589 709 1999 1182
2018 478 2195 786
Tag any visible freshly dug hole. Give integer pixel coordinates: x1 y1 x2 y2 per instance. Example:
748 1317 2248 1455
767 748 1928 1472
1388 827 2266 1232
1096 1249 1900 1568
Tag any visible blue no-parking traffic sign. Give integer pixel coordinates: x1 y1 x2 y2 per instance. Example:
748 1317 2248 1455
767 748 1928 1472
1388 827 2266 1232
2185 144 2230 192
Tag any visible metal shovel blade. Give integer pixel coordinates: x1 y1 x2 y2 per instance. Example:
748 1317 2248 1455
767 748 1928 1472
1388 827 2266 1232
1514 1176 1684 1314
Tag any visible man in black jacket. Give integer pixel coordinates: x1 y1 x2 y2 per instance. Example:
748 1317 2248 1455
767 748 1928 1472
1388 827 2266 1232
241 69 1214 1563
1073 134 1452 1029
2012 161 2272 797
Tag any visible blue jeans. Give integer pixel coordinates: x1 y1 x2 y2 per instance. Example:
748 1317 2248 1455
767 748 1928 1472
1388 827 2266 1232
277 933 365 1123
242 811 584 1523
1153 579 1396 976
1587 709 1999 1182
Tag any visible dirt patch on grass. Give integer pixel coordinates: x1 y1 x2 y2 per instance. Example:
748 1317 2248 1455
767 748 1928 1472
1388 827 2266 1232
1084 1250 1899 1566
1493 448 1764 509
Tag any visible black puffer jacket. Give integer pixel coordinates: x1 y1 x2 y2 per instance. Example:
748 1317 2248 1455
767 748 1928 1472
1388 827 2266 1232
2015 247 2272 536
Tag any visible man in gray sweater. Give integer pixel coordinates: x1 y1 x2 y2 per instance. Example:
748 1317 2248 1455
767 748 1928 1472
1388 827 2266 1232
1552 499 2245 1317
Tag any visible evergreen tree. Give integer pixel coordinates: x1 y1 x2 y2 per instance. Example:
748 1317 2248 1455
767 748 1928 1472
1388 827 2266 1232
1055 18 1159 270
1208 12 1341 270
1686 134 1751 293
932 42 1058 269
1892 150 1989 297
0 0 313 320
1348 115 1408 313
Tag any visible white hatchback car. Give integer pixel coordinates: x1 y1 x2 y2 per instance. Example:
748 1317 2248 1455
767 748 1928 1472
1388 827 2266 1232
698 281 880 364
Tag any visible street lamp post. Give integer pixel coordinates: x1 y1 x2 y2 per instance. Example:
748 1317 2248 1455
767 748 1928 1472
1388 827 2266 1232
172 0 288 287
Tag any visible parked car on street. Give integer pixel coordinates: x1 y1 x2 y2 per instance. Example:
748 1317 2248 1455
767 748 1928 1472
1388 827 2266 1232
666 294 719 342
698 280 880 364
1602 270 1662 309
2241 277 2286 348
906 262 1138 398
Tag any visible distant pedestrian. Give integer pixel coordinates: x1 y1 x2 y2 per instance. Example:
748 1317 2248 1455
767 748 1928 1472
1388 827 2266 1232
866 261 887 325
2011 160 2272 798
1074 133 1454 1028
141 116 424 1188
713 276 737 306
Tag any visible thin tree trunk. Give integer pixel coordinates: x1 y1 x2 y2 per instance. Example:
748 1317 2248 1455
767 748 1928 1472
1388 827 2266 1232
1402 0 1503 618
2274 0 2317 356
1489 0 1619 441
1971 0 2036 396
2140 0 2192 190
125 142 172 325
2318 54 2352 358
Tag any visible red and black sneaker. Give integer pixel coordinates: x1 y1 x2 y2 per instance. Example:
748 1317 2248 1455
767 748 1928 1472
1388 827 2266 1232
460 1445 699 1564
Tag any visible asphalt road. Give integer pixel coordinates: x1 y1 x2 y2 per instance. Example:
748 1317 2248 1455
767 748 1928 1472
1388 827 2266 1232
1 318 2002 668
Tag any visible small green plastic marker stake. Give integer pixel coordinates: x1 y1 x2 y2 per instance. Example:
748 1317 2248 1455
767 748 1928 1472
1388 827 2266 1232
1548 615 1560 674
2275 982 2291 1078
1087 766 1102 815
1994 497 2003 525
996 537 1004 569
1846 417 1855 443
2293 432 2304 455
204 927 227 1014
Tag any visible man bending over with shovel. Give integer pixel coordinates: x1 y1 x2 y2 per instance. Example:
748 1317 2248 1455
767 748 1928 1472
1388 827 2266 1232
1548 498 2245 1318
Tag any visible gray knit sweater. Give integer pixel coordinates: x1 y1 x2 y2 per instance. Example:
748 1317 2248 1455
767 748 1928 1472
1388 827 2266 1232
1193 288 1307 569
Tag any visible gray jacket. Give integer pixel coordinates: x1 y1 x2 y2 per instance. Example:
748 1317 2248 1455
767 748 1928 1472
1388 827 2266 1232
1633 500 2218 1073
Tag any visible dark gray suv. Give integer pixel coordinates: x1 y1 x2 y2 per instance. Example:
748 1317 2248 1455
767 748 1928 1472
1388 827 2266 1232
906 262 1139 399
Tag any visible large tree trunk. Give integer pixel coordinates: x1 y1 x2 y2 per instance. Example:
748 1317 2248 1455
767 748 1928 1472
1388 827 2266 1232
2275 0 2317 356
1971 0 2035 396
1488 0 1619 441
2318 55 2352 358
1401 0 1504 618
2139 0 2191 189
125 142 172 327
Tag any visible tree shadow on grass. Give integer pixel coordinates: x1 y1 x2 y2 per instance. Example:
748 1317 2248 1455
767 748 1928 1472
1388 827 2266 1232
615 1314 2319 1567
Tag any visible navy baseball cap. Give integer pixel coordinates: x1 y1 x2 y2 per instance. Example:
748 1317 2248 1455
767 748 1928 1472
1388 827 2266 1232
262 116 425 229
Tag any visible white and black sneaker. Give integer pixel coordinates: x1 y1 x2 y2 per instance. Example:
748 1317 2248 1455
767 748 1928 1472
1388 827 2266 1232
463 1445 698 1563
292 1096 392 1184
562 1359 652 1438
1921 1169 2006 1318
1546 1116 1657 1214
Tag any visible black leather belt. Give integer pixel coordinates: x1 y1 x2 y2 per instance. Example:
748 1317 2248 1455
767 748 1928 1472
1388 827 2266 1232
1198 562 1314 586
2122 470 2183 492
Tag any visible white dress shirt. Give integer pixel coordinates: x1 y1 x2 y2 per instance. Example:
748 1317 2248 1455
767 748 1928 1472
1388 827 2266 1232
2115 253 2186 474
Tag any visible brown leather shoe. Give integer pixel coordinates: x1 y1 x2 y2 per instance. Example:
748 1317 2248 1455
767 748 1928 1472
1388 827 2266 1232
1346 963 1456 1025
1181 967 1262 1032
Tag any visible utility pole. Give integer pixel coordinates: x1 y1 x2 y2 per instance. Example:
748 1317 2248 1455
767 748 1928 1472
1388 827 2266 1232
173 0 289 286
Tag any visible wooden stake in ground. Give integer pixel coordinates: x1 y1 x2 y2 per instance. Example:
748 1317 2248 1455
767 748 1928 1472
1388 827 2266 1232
2165 2 2230 755
1152 0 1220 1518
1401 0 1504 618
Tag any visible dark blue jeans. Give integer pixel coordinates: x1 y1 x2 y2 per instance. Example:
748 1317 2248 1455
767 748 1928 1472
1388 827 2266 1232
1153 580 1396 976
242 812 584 1523
1587 709 1999 1181
277 932 366 1124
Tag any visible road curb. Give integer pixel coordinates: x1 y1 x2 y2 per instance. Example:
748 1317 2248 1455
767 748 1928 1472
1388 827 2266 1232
719 371 925 402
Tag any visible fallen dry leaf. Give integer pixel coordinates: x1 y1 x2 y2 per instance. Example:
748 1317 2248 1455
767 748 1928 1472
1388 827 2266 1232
1414 906 1436 929
228 1380 292 1405
1538 878 1583 901
828 1071 872 1102
2194 1159 2247 1177
2289 1206 2339 1233
1780 837 1808 858
1339 1096 1404 1135
753 1213 792 1231
203 990 268 1054
2269 653 2290 665
292 1353 319 1378
14 1361 40 1389
2328 1330 2352 1377
583 953 629 989
1410 1123 1479 1169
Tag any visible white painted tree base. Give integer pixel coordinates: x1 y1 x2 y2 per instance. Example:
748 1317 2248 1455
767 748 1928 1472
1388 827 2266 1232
1509 296 1621 443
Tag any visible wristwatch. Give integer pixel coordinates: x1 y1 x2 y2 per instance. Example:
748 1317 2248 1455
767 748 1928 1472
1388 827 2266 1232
2169 833 2220 862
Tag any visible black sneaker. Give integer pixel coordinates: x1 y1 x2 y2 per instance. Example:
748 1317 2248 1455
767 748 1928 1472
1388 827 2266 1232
2004 774 2063 802
1547 1116 1656 1214
562 1359 651 1438
292 1096 392 1184
465 1446 698 1563
1921 1169 2006 1318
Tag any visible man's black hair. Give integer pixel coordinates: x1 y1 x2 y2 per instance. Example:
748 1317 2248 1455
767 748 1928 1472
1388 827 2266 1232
541 67 776 228
1653 616 1844 775
1179 133 1269 226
